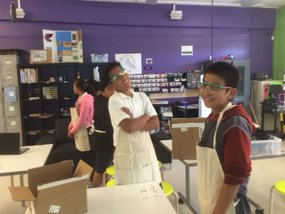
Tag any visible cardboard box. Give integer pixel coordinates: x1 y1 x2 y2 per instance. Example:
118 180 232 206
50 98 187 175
170 117 206 160
9 160 93 214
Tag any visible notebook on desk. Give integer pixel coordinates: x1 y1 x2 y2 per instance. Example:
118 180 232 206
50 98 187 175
0 133 29 154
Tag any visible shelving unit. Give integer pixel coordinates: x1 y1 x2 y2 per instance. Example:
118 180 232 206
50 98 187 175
18 62 108 145
130 72 200 134
150 88 200 135
129 72 188 93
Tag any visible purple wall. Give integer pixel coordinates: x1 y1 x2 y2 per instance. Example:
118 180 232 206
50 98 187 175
0 1 276 76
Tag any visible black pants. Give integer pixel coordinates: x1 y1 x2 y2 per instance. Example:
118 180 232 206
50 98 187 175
78 150 94 167
235 193 251 214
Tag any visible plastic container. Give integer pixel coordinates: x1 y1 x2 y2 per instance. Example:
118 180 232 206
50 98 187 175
251 136 282 156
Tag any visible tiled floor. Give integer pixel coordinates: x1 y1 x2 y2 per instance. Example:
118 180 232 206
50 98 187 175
1 143 285 214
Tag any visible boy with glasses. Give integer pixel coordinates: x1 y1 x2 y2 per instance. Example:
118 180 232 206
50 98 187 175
197 61 254 214
104 61 161 185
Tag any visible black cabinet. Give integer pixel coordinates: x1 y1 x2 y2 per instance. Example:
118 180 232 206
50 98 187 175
18 63 107 145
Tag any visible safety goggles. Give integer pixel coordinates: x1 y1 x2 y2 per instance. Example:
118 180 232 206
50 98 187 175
197 81 232 93
109 69 127 84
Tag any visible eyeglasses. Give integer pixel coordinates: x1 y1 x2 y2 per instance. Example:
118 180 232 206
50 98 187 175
197 82 232 93
109 69 127 84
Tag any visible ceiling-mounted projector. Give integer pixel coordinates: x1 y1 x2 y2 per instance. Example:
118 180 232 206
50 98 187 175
170 10 183 20
10 0 25 23
16 8 25 18
169 4 182 20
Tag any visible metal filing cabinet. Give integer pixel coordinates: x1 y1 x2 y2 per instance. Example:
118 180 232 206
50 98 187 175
0 54 23 145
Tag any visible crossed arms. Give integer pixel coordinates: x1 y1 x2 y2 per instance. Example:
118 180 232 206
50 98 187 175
119 107 159 133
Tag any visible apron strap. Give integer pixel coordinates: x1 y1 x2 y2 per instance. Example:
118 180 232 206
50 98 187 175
213 103 235 148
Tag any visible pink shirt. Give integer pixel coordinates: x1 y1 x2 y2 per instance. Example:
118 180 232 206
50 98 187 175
69 93 94 134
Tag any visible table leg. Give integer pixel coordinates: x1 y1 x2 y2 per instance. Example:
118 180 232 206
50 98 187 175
274 109 277 133
185 162 190 205
177 161 198 214
10 174 26 207
20 174 26 207
20 174 24 186
248 197 264 214
10 175 14 186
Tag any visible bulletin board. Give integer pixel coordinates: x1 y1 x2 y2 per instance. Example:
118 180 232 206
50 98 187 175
43 29 83 63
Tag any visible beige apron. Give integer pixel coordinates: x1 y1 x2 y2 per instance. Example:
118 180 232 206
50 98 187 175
197 103 236 214
70 93 91 152
114 130 161 185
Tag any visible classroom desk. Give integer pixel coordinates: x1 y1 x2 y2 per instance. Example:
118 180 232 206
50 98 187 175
160 139 197 213
160 139 285 214
88 182 176 214
25 182 177 214
0 144 52 185
0 144 52 207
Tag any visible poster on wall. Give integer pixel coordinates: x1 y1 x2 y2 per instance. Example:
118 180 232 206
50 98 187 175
115 53 142 74
43 29 83 63
181 45 193 56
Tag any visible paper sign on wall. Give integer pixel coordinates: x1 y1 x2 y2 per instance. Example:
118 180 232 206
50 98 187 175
181 45 193 56
115 53 142 74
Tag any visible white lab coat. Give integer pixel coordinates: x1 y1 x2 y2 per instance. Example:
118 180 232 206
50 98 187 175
109 91 161 185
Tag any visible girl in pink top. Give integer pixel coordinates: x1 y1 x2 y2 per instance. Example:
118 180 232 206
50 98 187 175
68 78 94 166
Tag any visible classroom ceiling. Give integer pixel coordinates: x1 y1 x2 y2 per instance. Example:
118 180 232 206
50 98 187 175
82 0 285 8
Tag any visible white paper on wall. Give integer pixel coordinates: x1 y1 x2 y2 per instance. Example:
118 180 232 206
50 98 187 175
181 45 193 56
115 53 142 74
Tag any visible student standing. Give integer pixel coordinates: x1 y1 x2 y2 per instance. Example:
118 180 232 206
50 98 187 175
68 78 94 166
89 80 115 187
107 61 161 185
197 61 254 214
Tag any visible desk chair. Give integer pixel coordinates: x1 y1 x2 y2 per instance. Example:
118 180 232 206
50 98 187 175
106 164 115 176
269 180 285 214
102 165 115 186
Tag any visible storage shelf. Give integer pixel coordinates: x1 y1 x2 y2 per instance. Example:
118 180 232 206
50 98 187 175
42 98 59 101
25 129 55 135
149 89 199 100
44 129 56 134
24 97 41 102
19 62 108 145
25 130 42 135
21 82 40 85
38 113 56 119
